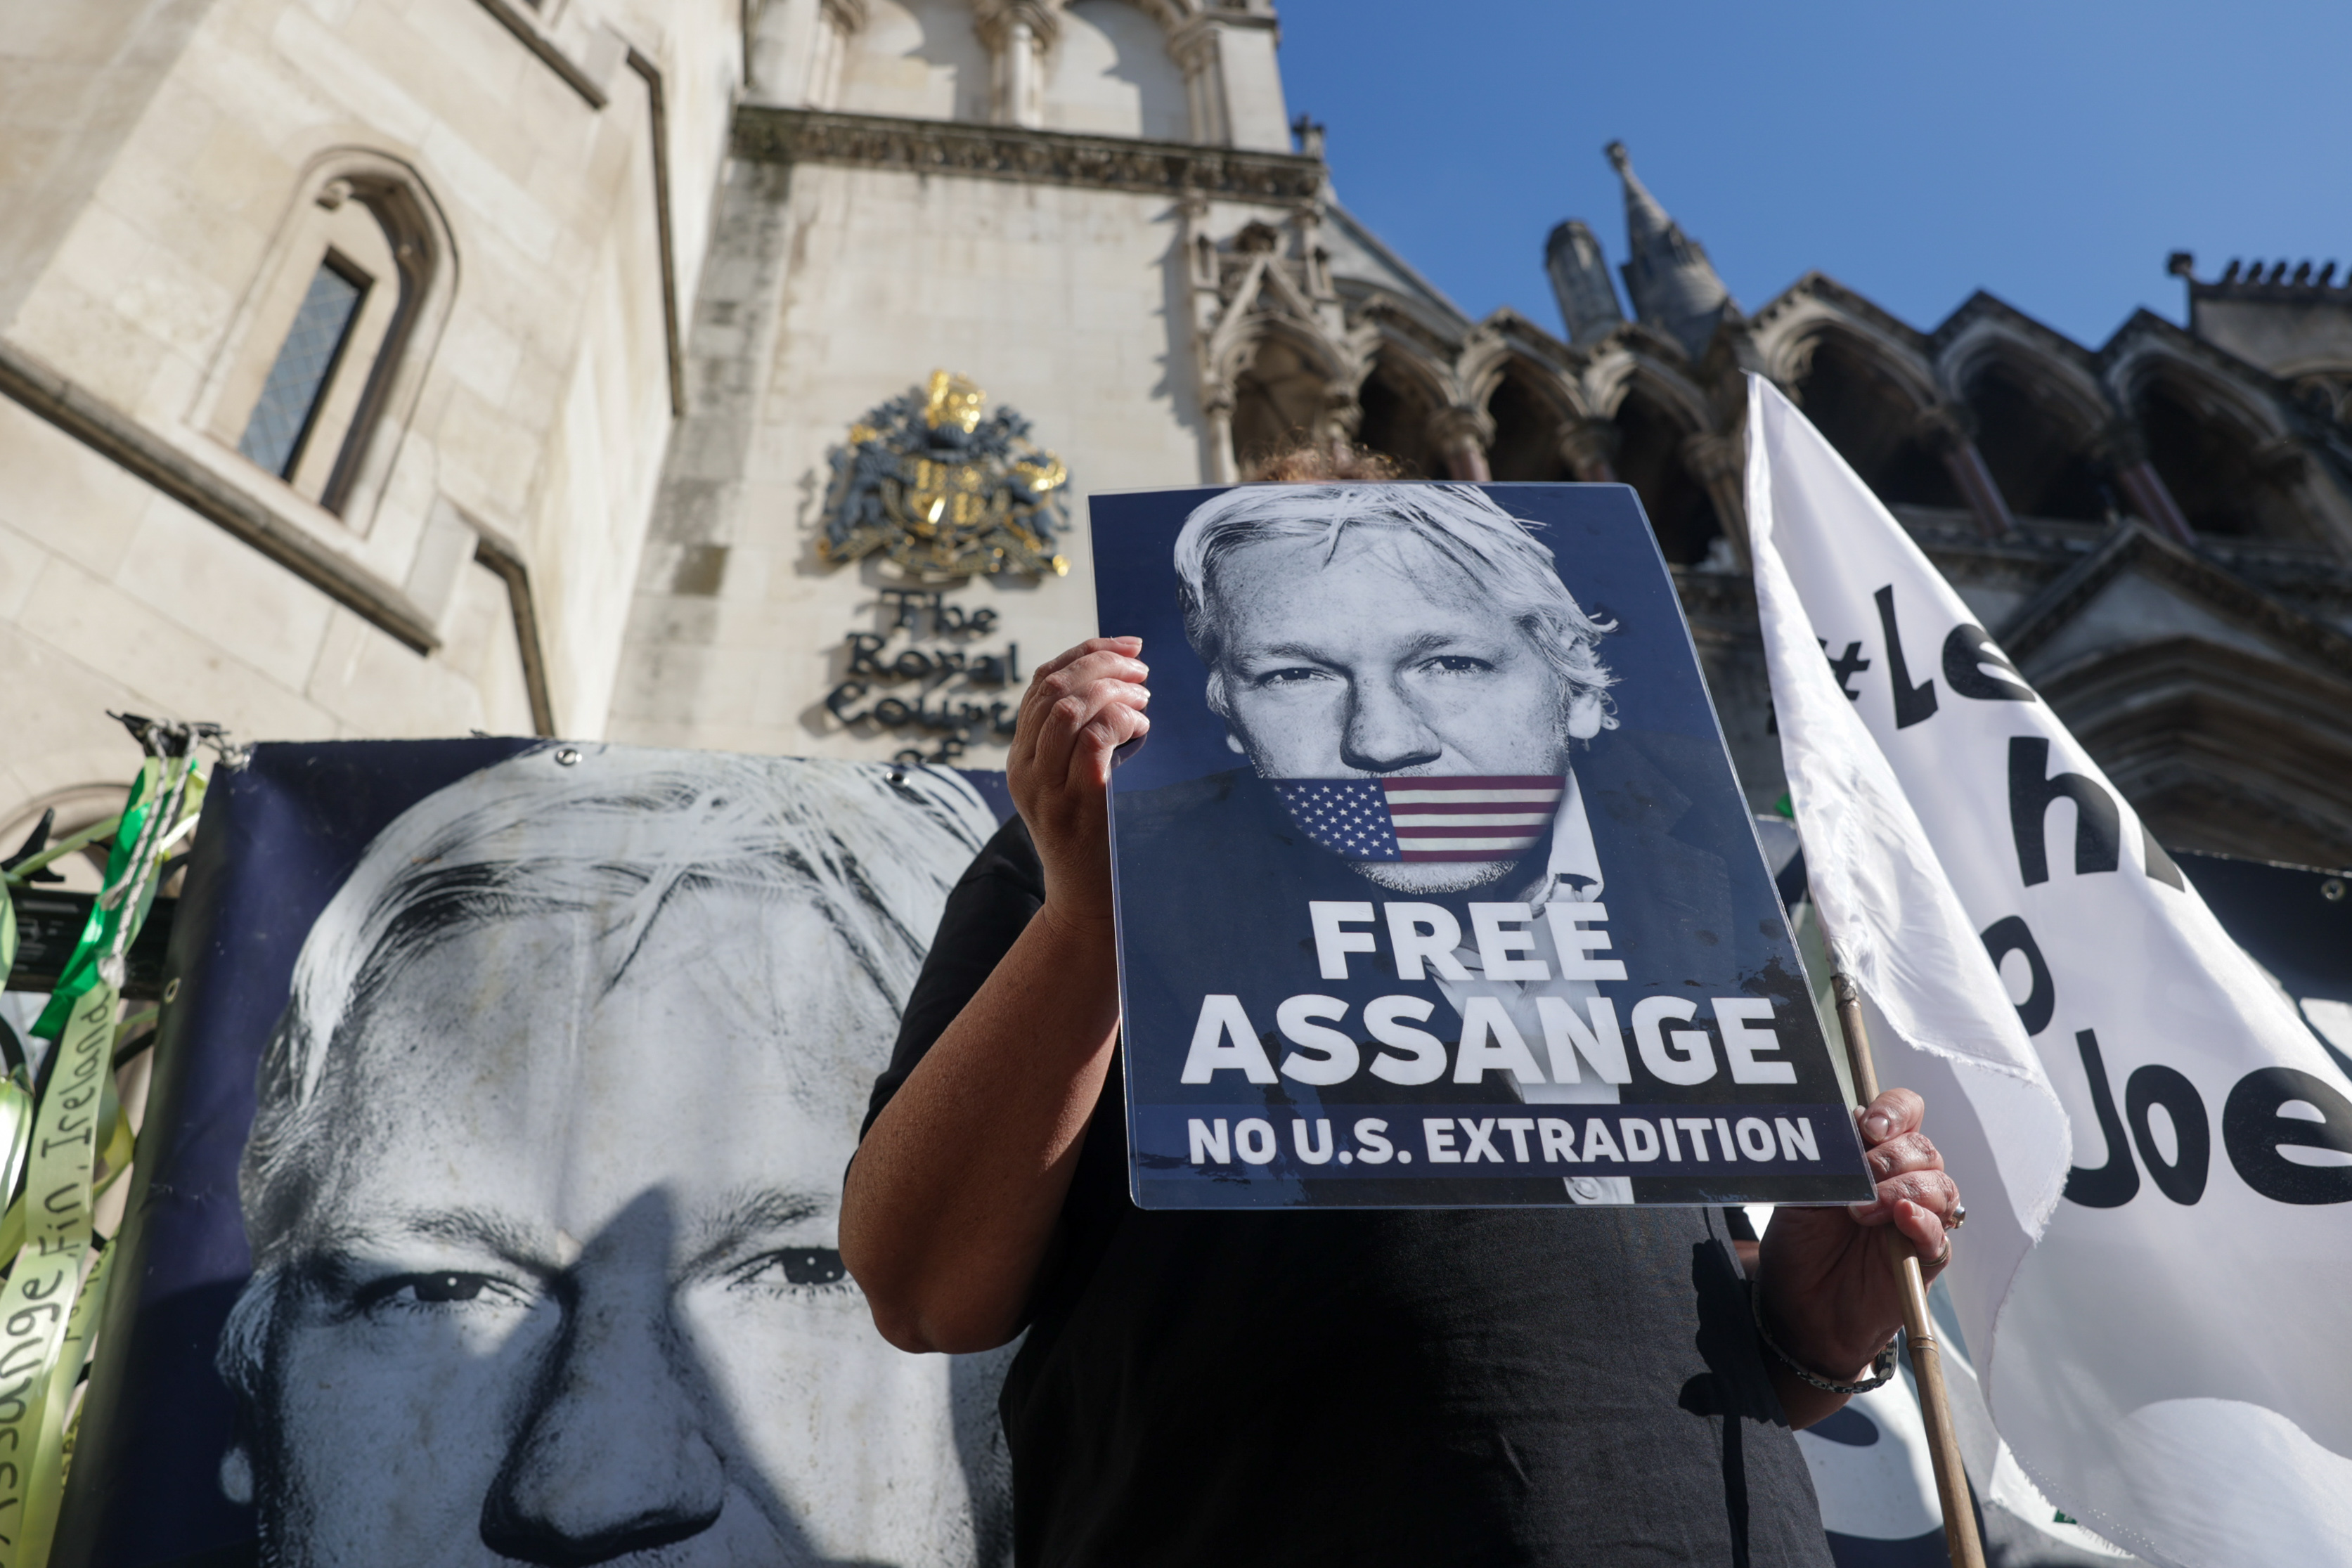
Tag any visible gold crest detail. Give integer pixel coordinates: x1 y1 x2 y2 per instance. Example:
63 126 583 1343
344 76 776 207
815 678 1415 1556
820 371 1070 579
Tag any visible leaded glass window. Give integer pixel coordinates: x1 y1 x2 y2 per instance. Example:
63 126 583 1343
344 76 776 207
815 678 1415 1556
238 259 369 479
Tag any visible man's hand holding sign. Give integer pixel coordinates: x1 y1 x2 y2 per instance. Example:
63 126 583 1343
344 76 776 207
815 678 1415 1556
843 636 1148 1354
846 472 1965 1567
1761 1087 1959 1425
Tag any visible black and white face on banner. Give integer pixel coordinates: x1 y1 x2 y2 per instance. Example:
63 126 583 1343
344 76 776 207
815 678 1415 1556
72 744 1012 1568
1092 482 1871 1210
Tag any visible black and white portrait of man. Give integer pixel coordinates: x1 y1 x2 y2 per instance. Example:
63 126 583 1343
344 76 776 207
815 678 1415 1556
209 747 1011 1565
1170 481 1626 900
1105 483 1835 1205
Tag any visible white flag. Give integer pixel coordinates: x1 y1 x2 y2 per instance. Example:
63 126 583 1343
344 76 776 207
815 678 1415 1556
1746 374 2352 1567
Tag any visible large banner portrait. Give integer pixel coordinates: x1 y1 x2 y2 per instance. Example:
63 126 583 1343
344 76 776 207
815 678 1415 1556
63 741 1016 1568
1092 482 1872 1210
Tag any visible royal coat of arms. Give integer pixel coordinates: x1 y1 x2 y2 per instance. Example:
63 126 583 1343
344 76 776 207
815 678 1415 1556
819 371 1071 578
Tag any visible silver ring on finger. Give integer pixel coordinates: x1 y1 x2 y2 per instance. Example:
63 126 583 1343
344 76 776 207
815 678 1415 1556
1946 1203 1967 1231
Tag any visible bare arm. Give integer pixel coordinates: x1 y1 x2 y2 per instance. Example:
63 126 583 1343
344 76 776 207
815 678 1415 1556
840 637 1150 1354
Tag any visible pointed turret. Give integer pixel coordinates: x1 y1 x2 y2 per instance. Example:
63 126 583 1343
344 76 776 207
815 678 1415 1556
1545 220 1625 346
1607 141 1734 360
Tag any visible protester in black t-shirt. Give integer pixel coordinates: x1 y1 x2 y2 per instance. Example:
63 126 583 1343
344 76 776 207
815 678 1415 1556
842 457 1963 1567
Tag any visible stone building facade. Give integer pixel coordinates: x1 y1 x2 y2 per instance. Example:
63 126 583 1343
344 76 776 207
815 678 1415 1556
1 0 743 862
1512 154 2352 869
602 0 1312 760
4 0 2348 871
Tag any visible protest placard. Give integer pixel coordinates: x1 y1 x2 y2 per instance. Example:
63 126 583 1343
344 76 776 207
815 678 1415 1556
1094 481 1874 1208
60 742 1018 1568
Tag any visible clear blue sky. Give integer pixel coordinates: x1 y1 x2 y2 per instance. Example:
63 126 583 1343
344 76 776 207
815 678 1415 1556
1275 0 2352 351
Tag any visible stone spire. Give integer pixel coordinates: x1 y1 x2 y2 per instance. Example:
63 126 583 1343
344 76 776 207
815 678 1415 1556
1607 141 1734 360
1544 219 1625 346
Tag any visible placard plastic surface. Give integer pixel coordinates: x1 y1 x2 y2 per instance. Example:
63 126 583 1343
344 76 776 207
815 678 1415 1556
1094 482 1873 1209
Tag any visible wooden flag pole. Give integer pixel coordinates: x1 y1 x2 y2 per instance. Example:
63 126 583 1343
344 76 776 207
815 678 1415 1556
1830 968 1988 1568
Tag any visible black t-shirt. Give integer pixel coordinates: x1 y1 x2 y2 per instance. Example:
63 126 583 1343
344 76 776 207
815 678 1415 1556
862 817 1833 1568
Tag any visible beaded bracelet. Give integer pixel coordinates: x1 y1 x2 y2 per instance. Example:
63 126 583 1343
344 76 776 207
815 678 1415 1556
1749 1282 1899 1394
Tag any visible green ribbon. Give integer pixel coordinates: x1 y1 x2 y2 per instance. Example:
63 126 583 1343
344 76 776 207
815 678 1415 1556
0 744 200 1566
0 1089 32 1263
15 1243 111 1568
26 764 156 1046
0 980 117 1563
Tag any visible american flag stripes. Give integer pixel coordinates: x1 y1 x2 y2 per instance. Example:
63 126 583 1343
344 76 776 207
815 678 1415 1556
1271 775 1564 863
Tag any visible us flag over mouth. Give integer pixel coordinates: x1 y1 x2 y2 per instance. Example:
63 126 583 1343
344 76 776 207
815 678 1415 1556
1269 775 1565 863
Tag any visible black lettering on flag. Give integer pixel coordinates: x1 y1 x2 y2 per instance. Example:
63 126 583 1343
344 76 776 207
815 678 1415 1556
1873 585 1939 729
1818 639 1871 701
2125 1065 2209 1205
2009 737 2121 887
2064 1028 2140 1208
2223 1068 2352 1205
1941 622 2038 702
1979 916 2055 1035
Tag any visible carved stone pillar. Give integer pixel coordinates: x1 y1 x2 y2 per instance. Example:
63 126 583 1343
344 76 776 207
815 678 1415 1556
2114 463 2197 545
1913 403 2016 539
1166 8 1288 150
1557 418 1621 484
1000 17 1042 127
790 0 865 108
1679 430 1750 567
2100 421 2196 545
1428 405 1494 482
976 0 1053 129
1202 390 1238 485
1293 201 1334 300
1168 18 1229 145
1173 195 1236 484
1318 390 1364 460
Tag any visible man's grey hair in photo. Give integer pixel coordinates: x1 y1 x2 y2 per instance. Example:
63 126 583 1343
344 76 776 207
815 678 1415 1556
216 746 995 1404
1171 483 1620 727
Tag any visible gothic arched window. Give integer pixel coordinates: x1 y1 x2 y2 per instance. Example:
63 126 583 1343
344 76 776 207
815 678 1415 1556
195 153 454 526
1609 386 1718 566
1483 368 1573 484
2127 365 2311 541
1958 357 2108 521
1229 335 1333 472
1350 356 1441 479
1792 335 1963 510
